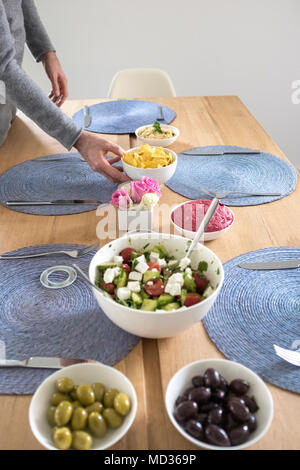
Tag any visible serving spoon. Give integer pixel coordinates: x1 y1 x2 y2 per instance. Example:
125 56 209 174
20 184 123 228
185 198 219 257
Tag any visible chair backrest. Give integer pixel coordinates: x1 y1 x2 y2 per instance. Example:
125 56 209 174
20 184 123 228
107 68 177 99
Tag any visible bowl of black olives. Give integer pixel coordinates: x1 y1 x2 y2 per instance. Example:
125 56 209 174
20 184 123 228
29 362 137 450
165 359 273 450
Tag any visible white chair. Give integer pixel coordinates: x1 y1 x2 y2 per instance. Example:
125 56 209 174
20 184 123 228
107 68 176 99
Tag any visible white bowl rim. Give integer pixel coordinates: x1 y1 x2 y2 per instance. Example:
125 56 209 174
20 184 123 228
165 358 274 451
29 362 138 451
135 123 180 139
89 231 224 315
122 146 177 171
170 200 235 236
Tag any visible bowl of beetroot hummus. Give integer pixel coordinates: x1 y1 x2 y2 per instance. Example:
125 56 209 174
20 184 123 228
171 199 234 241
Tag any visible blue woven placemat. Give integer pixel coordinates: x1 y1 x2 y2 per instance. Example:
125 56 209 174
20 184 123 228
203 247 300 393
0 154 118 215
165 145 297 206
0 244 140 394
72 100 176 134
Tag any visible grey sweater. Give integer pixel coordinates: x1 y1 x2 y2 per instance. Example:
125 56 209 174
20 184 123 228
0 0 82 149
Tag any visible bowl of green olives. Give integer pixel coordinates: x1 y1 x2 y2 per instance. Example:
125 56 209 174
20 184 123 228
29 362 137 450
165 359 273 450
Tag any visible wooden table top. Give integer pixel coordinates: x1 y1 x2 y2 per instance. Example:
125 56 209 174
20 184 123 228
0 96 299 450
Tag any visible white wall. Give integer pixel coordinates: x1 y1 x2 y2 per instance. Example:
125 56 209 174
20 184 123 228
23 0 300 167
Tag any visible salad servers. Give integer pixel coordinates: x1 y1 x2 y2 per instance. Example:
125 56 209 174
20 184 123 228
186 197 219 257
274 345 300 367
201 187 282 198
0 242 99 260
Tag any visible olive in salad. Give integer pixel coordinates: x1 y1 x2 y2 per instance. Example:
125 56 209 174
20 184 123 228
95 244 214 311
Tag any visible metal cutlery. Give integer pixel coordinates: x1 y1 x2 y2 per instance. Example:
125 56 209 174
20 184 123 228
157 105 164 121
84 105 92 128
0 242 99 260
182 149 261 156
73 263 106 295
201 188 282 198
6 200 103 206
186 197 219 256
0 356 98 369
239 259 300 270
274 344 300 367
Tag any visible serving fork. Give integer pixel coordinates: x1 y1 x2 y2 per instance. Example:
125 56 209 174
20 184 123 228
0 242 99 260
274 344 300 366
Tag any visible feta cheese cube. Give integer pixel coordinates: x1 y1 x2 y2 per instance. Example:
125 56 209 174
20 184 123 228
128 271 143 281
135 261 149 274
113 255 123 266
149 251 160 262
157 258 167 268
103 267 120 284
165 282 182 296
116 287 131 300
136 254 146 264
127 281 141 292
168 272 184 286
185 267 192 276
179 257 191 270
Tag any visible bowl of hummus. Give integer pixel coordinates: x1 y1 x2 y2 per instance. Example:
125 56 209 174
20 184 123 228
122 144 177 184
171 199 235 241
135 122 179 147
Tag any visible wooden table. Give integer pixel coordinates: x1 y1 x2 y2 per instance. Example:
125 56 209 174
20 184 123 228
0 96 299 450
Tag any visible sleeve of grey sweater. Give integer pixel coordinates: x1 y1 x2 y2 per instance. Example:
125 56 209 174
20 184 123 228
22 0 56 62
0 0 82 150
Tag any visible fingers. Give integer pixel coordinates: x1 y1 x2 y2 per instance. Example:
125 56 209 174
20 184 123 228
105 141 125 159
57 75 68 107
101 159 130 183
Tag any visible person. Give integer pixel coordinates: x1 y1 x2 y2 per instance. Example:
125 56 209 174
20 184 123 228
0 0 129 183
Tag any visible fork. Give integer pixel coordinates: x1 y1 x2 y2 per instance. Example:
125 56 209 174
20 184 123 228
0 242 99 260
201 188 282 198
274 344 300 366
157 105 164 121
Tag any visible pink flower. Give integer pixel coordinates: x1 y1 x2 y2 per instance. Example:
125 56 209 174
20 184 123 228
130 177 161 203
110 188 131 210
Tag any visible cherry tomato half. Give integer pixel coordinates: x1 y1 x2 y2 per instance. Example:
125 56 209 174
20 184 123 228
120 247 135 264
144 279 165 297
192 273 209 294
184 293 202 307
147 262 162 273
121 263 131 275
100 283 115 295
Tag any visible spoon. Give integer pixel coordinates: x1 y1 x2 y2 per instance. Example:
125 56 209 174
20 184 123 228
186 198 219 258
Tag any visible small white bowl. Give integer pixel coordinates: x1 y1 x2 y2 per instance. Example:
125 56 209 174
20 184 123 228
135 124 179 147
29 362 137 450
165 358 273 450
170 201 235 242
122 146 177 184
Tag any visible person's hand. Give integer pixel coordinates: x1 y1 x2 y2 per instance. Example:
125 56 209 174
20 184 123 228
41 51 68 107
74 131 130 183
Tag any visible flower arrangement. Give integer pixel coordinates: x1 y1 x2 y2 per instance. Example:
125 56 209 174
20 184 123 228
110 177 161 212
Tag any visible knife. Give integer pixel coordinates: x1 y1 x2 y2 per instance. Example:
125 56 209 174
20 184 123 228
0 357 98 369
84 105 92 128
239 260 300 270
33 155 85 163
181 149 261 156
6 200 103 206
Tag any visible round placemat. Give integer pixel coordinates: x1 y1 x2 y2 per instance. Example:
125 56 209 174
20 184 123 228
72 100 176 134
0 244 140 394
0 154 118 215
165 145 297 206
203 247 300 393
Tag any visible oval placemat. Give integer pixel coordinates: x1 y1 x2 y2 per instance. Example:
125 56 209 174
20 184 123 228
72 100 176 134
165 145 297 206
203 247 300 393
0 154 118 215
0 244 140 394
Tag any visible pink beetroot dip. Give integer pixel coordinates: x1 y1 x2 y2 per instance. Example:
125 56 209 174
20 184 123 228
171 199 234 233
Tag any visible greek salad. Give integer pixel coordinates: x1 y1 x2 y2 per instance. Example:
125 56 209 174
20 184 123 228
95 244 214 312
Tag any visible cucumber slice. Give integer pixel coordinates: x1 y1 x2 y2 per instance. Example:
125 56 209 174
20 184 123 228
143 270 160 283
163 302 181 311
141 299 158 311
157 293 175 308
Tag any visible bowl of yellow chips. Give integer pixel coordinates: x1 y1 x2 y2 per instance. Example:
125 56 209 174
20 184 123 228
122 145 177 184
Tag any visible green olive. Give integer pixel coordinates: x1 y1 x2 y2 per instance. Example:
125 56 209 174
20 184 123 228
76 384 95 406
86 402 104 415
88 411 108 438
46 406 57 426
55 377 74 394
50 392 70 406
103 388 119 408
103 408 123 429
72 430 93 450
52 427 72 450
71 406 88 431
70 385 78 400
92 382 105 402
113 392 131 416
54 400 73 426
